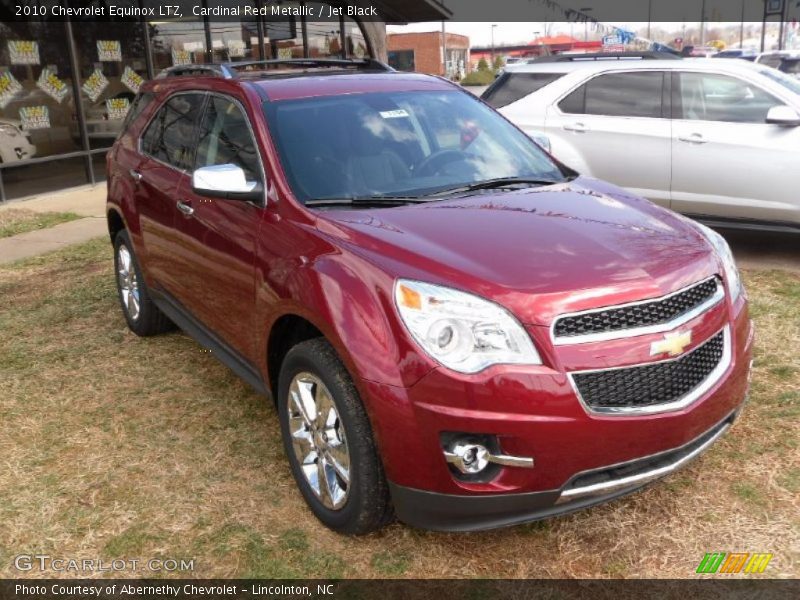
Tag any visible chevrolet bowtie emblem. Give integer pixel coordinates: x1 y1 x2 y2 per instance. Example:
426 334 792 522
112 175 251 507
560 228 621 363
650 331 692 357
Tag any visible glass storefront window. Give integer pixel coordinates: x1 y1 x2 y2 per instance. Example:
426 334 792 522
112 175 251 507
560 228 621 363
71 22 150 150
0 7 374 201
150 19 207 73
209 21 260 63
344 17 368 59
0 22 77 161
265 7 303 60
305 3 344 59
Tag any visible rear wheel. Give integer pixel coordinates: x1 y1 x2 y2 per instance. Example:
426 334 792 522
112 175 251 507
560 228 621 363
278 338 393 534
114 230 172 336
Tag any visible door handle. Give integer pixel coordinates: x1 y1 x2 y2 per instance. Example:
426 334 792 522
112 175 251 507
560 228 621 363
564 122 588 133
176 200 194 216
678 133 708 144
129 169 143 182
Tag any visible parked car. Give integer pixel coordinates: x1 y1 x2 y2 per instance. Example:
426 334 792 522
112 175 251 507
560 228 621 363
106 59 753 533
71 91 137 142
755 51 800 79
713 48 757 61
486 55 800 231
0 118 37 164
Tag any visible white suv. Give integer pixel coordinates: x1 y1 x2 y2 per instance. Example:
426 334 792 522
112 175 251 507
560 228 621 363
486 54 800 231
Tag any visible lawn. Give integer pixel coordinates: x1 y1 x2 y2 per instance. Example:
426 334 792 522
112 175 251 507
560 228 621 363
0 239 797 579
0 209 82 239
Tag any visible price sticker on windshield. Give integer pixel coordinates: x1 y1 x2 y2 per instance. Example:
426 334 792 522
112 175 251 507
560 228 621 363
379 109 410 119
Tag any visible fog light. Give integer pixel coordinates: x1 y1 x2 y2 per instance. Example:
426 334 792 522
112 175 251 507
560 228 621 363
444 440 534 474
446 442 491 474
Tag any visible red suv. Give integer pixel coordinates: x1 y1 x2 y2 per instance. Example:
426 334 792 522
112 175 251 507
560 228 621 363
106 59 754 533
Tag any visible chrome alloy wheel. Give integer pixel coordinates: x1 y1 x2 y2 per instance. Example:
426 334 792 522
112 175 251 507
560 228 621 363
288 372 351 509
117 244 141 321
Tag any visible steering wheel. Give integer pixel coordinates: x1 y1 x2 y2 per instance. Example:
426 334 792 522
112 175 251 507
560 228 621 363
414 149 471 177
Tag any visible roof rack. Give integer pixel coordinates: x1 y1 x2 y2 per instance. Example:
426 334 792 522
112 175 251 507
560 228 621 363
157 58 394 79
531 51 681 63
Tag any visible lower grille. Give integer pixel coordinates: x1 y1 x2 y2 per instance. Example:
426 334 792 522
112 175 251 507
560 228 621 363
572 330 726 412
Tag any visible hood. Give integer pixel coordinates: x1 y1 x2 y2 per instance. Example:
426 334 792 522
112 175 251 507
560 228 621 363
315 177 719 326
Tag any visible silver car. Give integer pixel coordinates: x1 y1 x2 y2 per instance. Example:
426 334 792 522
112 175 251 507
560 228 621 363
486 54 800 231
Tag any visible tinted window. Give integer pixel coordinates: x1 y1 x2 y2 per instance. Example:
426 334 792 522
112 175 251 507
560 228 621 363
195 96 260 181
142 93 205 170
780 59 800 75
121 92 154 136
482 72 566 108
760 56 782 69
558 84 586 114
677 72 782 123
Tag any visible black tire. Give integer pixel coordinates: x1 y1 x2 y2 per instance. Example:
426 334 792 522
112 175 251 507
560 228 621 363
113 230 173 336
278 338 393 535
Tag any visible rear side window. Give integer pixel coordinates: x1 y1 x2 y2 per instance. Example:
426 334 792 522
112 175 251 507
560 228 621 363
482 72 566 108
121 92 154 135
142 93 206 170
781 59 800 75
559 72 665 118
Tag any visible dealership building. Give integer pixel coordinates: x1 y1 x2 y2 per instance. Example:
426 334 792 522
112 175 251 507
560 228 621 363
0 0 450 202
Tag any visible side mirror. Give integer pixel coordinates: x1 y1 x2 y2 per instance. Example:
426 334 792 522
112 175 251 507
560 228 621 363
192 164 263 202
766 105 800 127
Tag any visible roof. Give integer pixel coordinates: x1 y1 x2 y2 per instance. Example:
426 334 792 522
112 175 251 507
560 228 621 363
249 72 456 102
506 57 775 75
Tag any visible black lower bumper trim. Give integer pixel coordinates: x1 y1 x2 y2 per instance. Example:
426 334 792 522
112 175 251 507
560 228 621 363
389 481 644 532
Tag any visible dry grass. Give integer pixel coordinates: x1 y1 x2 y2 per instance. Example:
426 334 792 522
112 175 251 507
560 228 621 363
0 208 81 239
0 239 797 579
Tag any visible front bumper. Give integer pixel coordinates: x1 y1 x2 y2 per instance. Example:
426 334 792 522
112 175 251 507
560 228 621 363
361 297 753 531
390 409 738 531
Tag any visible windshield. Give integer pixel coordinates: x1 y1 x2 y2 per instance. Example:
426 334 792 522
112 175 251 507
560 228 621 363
757 65 800 96
263 90 565 203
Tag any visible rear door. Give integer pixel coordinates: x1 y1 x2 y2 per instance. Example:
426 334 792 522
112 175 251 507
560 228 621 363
544 70 672 207
670 70 800 224
135 92 206 293
171 92 263 359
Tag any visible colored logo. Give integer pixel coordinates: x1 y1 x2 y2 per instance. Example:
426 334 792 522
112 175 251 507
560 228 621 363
650 330 692 357
696 552 772 574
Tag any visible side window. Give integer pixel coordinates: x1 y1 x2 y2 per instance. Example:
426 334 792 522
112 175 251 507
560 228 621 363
194 96 260 182
677 72 782 123
482 72 567 109
559 84 586 114
141 93 205 170
121 92 154 136
559 72 664 118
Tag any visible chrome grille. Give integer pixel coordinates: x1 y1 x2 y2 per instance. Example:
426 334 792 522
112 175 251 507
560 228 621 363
554 277 720 341
571 330 726 412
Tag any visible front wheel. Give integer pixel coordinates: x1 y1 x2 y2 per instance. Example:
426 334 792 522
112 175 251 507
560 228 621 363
113 230 172 336
278 338 393 534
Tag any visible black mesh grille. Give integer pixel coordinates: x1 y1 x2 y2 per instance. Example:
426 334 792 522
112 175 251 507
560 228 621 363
554 278 719 338
572 331 725 409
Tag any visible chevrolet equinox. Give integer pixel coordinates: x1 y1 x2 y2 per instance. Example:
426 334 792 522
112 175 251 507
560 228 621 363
106 59 754 533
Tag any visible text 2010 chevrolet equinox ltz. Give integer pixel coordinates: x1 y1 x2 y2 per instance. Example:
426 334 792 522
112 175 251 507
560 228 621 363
106 59 753 533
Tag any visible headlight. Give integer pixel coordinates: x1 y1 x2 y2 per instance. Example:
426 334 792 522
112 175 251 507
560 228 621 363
394 279 541 373
694 222 743 302
0 123 18 136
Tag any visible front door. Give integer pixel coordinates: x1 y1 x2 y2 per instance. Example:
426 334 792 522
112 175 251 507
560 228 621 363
670 71 800 224
172 93 264 359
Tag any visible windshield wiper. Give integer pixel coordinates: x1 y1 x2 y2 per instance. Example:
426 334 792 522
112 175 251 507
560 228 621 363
429 177 564 197
305 196 430 208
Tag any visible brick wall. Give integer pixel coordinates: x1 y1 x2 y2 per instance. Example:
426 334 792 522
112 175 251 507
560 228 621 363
387 32 470 75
